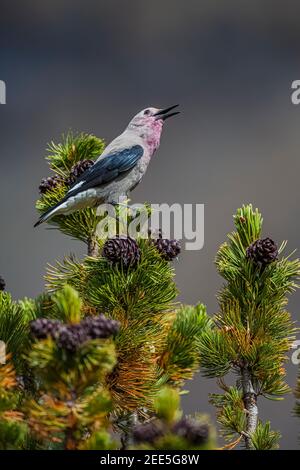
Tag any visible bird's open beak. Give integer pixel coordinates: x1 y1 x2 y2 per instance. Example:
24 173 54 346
154 104 180 121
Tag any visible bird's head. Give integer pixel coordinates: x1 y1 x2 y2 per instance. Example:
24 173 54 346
127 105 180 153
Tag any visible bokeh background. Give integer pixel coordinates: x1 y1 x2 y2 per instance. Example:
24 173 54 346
0 0 299 448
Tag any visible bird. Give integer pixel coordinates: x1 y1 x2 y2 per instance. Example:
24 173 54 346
34 105 180 227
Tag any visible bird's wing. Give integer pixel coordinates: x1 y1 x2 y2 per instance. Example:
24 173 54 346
34 145 144 228
67 144 144 197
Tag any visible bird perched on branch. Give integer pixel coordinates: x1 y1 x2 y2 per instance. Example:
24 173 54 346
34 105 179 227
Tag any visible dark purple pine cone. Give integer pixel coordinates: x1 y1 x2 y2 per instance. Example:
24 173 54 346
30 318 62 340
153 238 181 261
173 417 209 446
57 323 88 353
82 314 120 339
133 421 164 444
0 276 5 291
66 159 94 186
246 237 278 268
39 175 64 194
102 236 141 268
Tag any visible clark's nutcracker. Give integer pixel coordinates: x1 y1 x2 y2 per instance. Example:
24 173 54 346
34 105 179 227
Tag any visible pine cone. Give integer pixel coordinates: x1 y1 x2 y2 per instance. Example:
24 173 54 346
66 159 94 186
82 314 120 339
133 421 164 444
30 318 62 340
246 237 278 267
39 175 64 194
0 276 5 291
153 238 181 261
57 324 88 352
173 417 209 445
103 236 141 268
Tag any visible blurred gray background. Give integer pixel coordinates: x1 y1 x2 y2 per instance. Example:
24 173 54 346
0 0 299 449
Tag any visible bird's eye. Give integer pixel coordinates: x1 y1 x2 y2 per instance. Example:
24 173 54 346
144 109 151 116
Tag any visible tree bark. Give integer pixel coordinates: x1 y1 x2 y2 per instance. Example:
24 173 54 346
241 364 258 449
87 234 99 257
64 427 76 450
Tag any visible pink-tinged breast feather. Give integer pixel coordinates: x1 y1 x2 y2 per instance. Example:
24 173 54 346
145 119 164 155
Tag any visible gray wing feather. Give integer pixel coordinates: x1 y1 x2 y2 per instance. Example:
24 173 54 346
67 145 144 197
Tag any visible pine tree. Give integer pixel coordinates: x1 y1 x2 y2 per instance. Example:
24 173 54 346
25 285 118 450
0 131 212 449
4 131 299 450
44 239 209 445
199 204 300 449
0 133 300 450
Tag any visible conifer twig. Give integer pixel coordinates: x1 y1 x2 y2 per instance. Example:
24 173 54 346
87 234 99 257
218 434 242 450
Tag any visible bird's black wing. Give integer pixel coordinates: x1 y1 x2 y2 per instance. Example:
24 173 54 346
67 144 144 198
